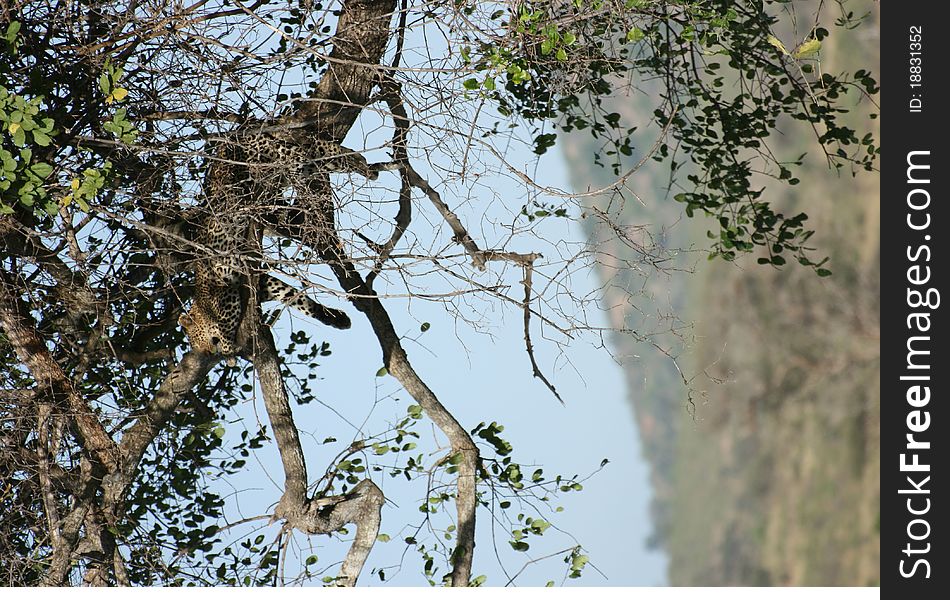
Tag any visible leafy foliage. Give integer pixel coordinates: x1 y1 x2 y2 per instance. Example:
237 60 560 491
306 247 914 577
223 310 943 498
456 0 878 269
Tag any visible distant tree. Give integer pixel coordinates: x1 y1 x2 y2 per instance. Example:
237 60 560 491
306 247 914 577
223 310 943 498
0 0 876 586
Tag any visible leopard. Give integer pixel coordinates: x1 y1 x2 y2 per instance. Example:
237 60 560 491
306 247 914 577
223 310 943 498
179 270 351 364
179 130 373 362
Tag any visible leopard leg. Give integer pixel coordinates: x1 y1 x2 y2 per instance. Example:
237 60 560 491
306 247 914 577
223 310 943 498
259 274 351 329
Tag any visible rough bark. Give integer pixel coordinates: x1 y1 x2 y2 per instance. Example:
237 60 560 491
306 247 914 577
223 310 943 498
288 0 397 140
102 351 216 513
0 270 118 473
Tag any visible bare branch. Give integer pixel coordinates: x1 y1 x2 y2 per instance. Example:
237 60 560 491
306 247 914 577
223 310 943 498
521 262 564 405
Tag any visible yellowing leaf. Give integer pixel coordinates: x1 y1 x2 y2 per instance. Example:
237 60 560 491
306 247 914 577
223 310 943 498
8 122 20 134
112 87 128 101
767 35 788 55
61 194 73 207
793 39 821 58
105 94 114 104
70 178 80 191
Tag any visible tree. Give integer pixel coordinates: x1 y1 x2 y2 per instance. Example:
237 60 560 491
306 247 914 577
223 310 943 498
0 0 877 586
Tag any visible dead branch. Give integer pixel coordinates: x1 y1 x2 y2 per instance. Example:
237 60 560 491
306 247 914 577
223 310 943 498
396 161 564 403
366 78 413 287
521 262 564 405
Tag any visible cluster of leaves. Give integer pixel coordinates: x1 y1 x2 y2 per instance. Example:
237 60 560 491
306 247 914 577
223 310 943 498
289 407 598 586
279 328 337 405
99 62 138 145
456 0 879 270
1 19 120 217
521 199 570 222
469 421 596 583
120 359 299 586
0 81 58 214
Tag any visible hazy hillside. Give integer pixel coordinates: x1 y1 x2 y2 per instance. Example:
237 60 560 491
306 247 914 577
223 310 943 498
564 5 880 585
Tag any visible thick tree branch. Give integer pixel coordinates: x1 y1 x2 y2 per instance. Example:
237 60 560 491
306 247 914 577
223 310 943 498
249 321 383 586
0 270 118 472
322 252 479 586
102 352 216 511
290 0 398 139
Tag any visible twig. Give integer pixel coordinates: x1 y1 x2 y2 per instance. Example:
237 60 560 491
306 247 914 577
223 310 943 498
521 262 564 405
367 78 413 287
404 165 487 270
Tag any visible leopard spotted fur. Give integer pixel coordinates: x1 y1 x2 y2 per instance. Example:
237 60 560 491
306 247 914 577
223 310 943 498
179 131 372 361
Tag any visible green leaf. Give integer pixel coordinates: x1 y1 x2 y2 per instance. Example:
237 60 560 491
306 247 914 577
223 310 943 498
555 47 568 62
29 162 52 179
626 28 645 43
98 72 111 95
375 367 388 377
31 130 51 147
4 21 20 42
1 150 15 172
373 444 389 455
420 322 431 332
463 78 479 90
